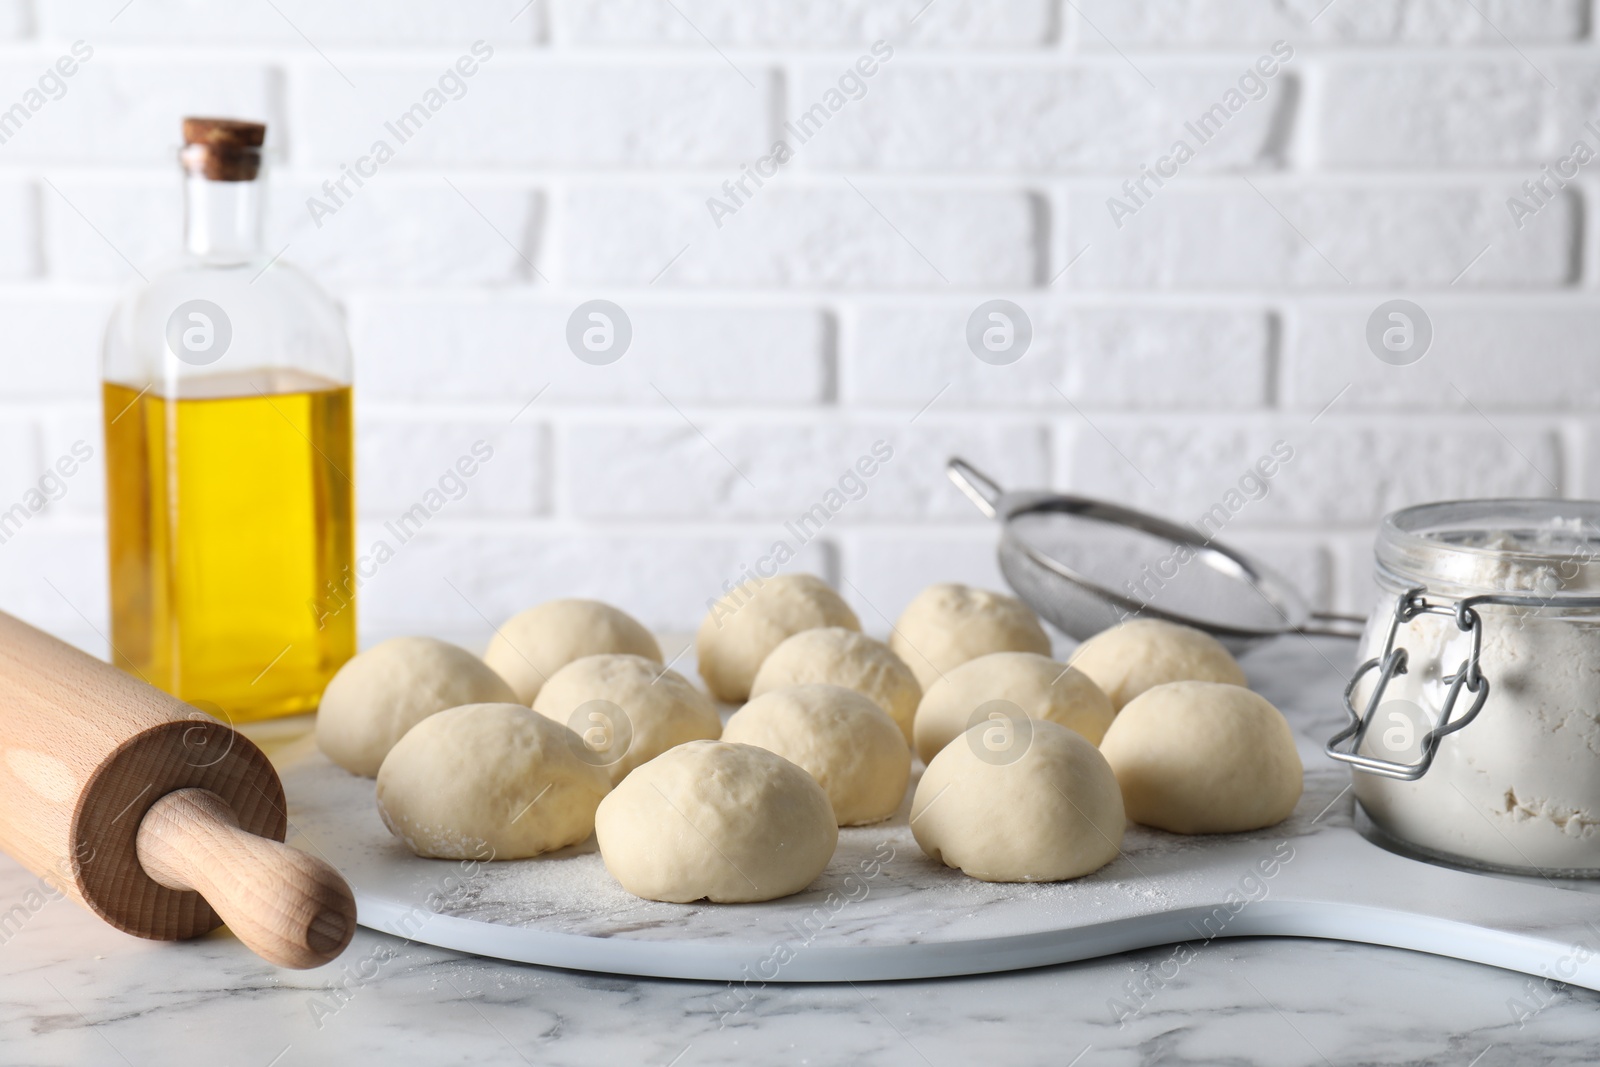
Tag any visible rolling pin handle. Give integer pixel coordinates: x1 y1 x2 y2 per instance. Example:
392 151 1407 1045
136 788 356 969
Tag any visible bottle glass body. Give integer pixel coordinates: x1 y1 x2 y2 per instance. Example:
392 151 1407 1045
101 169 356 721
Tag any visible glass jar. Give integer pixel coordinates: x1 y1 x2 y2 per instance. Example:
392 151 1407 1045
1329 499 1600 875
101 118 356 722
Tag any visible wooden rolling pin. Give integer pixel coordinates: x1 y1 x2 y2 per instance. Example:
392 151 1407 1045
0 610 355 968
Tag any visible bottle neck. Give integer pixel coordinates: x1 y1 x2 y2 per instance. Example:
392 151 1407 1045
183 174 263 262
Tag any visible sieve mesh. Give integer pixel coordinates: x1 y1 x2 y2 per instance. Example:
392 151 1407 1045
947 457 1363 652
1006 509 1294 634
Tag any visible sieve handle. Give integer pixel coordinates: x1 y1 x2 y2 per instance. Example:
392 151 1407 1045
1293 612 1368 640
946 457 1003 519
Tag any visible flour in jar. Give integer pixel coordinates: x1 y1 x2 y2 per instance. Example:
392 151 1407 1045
1354 519 1600 872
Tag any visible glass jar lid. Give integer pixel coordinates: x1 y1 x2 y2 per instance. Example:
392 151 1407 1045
1376 498 1600 598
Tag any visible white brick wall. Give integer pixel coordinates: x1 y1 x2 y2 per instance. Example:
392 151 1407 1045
1074 0 1589 46
557 185 1042 287
352 298 831 405
548 1 1059 47
3 0 1597 656
0 59 281 164
296 62 777 169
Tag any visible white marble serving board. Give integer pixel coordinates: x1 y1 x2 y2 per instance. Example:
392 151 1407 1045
284 754 1600 987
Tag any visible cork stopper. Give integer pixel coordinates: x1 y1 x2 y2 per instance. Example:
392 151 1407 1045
180 117 266 182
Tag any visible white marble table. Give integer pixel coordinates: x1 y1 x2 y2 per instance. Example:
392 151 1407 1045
3 638 1598 1066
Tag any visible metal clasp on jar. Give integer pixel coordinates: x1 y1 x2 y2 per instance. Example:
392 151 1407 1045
1325 586 1493 781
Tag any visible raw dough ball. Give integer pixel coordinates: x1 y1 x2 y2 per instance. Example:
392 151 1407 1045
913 651 1114 765
1068 618 1247 711
316 636 517 777
484 598 661 704
595 740 838 903
723 684 911 826
696 573 860 703
376 703 610 860
531 654 721 784
911 719 1125 882
1099 681 1302 834
890 583 1051 689
749 628 921 744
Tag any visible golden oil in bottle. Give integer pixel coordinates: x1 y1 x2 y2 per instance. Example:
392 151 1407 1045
103 369 356 720
101 118 357 722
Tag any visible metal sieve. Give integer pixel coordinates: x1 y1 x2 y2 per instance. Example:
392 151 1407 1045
947 458 1366 654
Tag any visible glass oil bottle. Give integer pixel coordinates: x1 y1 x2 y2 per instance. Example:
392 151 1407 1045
101 117 356 721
